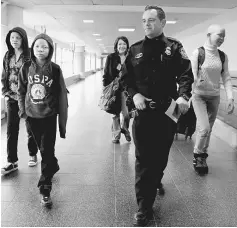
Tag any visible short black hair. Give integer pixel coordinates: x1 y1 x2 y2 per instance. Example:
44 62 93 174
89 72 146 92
114 36 129 54
144 5 166 21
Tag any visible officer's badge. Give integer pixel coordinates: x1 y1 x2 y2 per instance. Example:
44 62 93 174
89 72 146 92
180 47 189 59
164 47 171 55
135 53 143 59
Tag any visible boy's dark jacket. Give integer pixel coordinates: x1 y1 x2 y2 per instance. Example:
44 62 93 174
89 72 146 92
18 33 68 138
1 27 30 97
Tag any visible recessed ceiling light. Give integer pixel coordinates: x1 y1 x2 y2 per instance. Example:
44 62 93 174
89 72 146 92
93 33 100 36
118 28 135 32
166 20 177 24
83 20 94 23
96 38 102 41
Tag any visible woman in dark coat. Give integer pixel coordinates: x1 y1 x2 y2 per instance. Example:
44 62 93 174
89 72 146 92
102 36 131 143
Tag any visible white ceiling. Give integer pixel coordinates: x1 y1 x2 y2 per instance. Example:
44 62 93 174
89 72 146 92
2 0 237 54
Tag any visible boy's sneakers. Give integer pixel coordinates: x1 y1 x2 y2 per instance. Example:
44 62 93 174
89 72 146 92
41 195 52 207
28 155 38 167
1 162 18 175
193 153 208 174
39 184 52 207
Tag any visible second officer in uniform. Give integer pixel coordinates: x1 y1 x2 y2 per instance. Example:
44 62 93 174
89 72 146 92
122 5 194 226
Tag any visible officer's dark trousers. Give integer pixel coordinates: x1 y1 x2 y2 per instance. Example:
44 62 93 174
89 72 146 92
26 114 59 192
6 98 38 163
132 109 176 213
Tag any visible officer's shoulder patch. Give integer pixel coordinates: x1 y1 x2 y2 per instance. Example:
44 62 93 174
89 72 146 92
166 36 181 45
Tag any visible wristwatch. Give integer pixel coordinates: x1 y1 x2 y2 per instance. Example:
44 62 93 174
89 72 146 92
181 94 189 102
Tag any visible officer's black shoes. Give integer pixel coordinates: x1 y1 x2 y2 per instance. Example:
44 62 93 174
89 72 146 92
121 129 132 142
133 210 153 227
193 153 208 175
157 182 165 195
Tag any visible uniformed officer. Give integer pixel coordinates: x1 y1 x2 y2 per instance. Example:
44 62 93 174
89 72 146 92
122 5 194 226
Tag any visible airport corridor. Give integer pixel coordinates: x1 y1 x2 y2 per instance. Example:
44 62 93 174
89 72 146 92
1 71 237 227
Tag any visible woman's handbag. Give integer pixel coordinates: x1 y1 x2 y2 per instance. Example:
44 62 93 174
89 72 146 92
98 76 121 114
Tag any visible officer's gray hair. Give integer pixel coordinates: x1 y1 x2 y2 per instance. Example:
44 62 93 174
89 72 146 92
144 5 166 21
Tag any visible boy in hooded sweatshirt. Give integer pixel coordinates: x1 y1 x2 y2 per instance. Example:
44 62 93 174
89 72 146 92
18 33 68 206
1 27 38 175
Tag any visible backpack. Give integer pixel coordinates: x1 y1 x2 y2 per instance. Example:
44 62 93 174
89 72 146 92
197 46 225 74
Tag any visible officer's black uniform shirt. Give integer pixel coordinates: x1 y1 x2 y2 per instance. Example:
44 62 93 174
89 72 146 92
143 35 166 101
123 33 194 104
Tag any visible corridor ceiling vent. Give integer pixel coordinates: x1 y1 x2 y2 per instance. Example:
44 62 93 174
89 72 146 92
83 20 94 23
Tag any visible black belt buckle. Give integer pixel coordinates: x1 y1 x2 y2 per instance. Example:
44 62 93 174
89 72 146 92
149 101 156 109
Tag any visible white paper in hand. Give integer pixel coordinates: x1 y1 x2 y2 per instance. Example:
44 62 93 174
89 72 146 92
165 99 181 123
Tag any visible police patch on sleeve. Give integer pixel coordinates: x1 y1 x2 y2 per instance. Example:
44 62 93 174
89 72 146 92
180 47 189 59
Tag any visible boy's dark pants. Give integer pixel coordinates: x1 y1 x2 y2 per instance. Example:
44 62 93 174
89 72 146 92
132 109 177 213
26 114 59 196
6 98 38 163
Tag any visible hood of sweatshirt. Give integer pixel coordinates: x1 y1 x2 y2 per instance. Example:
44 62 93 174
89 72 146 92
5 27 29 58
30 33 54 65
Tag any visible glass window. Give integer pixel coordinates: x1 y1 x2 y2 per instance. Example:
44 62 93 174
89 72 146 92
85 52 91 71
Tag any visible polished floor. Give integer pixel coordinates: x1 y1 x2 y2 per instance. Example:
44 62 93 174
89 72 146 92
1 71 237 227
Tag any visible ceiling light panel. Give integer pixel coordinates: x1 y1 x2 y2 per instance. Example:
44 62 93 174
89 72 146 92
118 28 135 32
166 20 177 24
83 20 94 23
